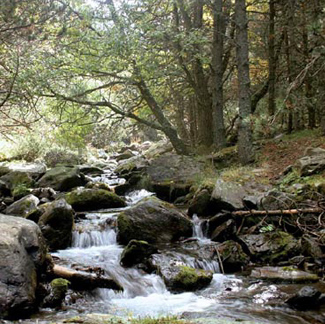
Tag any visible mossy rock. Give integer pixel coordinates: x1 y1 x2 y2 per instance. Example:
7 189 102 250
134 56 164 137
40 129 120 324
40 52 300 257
38 199 74 251
66 188 126 211
5 194 40 217
216 240 250 273
43 278 70 308
120 240 157 267
0 171 34 197
36 166 85 192
117 196 192 245
240 231 301 264
161 265 213 292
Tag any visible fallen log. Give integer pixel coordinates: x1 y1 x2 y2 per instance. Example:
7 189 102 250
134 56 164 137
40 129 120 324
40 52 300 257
52 264 123 291
232 207 323 217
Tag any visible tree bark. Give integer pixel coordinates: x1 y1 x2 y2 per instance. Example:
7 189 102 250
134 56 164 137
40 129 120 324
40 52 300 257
136 78 189 155
235 0 254 164
268 0 276 116
52 265 123 291
212 0 226 149
302 1 316 129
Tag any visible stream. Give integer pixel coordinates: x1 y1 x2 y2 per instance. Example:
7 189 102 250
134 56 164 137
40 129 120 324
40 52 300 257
9 167 325 324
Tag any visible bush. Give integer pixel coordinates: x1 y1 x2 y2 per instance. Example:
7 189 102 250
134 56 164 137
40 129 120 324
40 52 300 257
11 134 46 162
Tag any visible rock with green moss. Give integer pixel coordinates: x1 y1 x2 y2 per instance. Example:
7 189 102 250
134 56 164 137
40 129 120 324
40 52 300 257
5 194 40 217
117 196 192 245
120 240 157 267
216 240 250 273
240 231 300 264
66 188 126 211
38 198 74 251
0 171 34 197
115 155 148 176
157 263 213 292
36 166 86 192
43 278 70 308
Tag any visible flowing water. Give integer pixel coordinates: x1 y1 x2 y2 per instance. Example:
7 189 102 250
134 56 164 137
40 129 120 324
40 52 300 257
11 168 325 324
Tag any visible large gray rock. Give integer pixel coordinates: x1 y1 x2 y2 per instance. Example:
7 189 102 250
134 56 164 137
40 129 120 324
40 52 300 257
239 231 300 264
0 162 46 177
294 147 325 176
251 266 319 283
211 179 248 211
117 196 192 245
38 199 74 251
0 215 47 319
5 194 40 217
36 166 86 191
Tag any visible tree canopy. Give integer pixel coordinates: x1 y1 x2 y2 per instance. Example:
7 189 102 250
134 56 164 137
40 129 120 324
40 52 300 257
1 0 324 161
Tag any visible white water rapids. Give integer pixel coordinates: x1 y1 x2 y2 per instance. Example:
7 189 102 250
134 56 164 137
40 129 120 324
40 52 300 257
52 190 224 317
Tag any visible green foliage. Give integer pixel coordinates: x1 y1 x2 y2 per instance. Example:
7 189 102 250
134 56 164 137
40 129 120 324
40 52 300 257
11 133 47 162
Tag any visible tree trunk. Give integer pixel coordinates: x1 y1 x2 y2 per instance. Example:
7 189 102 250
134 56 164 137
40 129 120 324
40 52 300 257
302 1 316 129
52 265 123 291
193 0 214 148
137 78 189 155
268 0 276 116
235 0 254 164
212 0 226 149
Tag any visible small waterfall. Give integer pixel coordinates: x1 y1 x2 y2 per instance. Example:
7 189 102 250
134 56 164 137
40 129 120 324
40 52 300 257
72 228 116 248
125 189 155 205
192 214 209 241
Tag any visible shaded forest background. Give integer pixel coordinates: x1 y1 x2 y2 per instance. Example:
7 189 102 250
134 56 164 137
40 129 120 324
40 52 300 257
0 0 324 163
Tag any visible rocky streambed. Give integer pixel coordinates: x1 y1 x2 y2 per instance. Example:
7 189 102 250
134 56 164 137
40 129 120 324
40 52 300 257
0 142 325 324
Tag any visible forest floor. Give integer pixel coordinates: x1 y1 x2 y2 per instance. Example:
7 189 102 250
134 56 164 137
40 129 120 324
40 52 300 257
257 129 325 181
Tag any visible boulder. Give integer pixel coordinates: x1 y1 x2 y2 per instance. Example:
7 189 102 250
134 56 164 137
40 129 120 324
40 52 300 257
144 153 204 202
78 165 104 176
286 286 322 310
239 231 300 264
120 240 157 267
0 215 47 319
117 196 192 245
36 166 86 192
251 266 319 283
211 179 247 211
188 189 216 217
85 182 112 192
5 194 40 217
43 278 70 308
0 171 34 198
160 265 213 292
215 240 250 273
150 253 212 292
210 219 236 242
258 190 296 210
65 188 126 211
114 156 149 177
294 147 325 176
0 162 46 177
142 140 174 159
31 187 56 201
38 199 74 251
115 149 136 162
